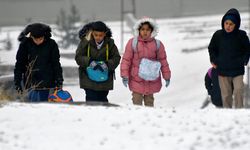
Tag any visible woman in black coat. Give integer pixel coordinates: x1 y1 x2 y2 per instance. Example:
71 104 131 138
14 23 63 102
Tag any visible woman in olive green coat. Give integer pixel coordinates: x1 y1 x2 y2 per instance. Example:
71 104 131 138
75 21 121 102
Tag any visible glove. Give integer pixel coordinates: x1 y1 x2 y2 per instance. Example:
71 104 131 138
99 61 108 71
55 79 63 89
93 64 104 72
15 81 23 94
89 61 97 68
165 79 170 88
122 77 128 87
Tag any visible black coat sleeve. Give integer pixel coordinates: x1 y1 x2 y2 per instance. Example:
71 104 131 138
75 40 90 69
14 41 28 83
239 31 250 65
208 31 219 65
50 40 63 83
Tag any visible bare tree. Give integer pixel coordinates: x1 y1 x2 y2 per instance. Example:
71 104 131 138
55 3 81 49
17 57 43 102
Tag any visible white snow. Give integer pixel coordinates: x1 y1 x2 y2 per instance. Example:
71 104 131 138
1 13 250 150
1 103 250 150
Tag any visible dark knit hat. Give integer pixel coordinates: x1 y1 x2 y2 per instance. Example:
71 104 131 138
90 21 112 37
92 21 107 32
224 15 237 24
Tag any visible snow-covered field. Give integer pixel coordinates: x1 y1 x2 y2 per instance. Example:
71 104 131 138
1 12 250 150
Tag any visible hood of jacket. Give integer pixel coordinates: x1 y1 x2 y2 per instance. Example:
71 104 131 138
78 21 112 40
221 8 241 31
133 17 159 38
18 23 52 42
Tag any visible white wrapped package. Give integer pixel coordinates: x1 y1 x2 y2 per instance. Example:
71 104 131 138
138 58 161 81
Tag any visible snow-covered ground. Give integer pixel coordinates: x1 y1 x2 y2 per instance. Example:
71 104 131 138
1 12 250 150
1 103 250 150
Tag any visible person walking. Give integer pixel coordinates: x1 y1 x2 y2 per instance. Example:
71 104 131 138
14 23 63 102
208 8 250 108
75 21 121 103
120 17 171 107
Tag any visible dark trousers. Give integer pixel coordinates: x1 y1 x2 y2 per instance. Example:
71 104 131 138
28 89 50 102
84 89 109 102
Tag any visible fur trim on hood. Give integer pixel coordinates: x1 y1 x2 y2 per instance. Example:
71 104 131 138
133 17 159 38
18 23 51 42
78 21 112 40
78 22 95 39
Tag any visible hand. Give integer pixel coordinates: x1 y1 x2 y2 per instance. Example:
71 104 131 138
93 64 104 72
211 63 217 69
122 77 128 87
89 61 97 68
165 79 170 88
99 61 108 71
15 81 23 94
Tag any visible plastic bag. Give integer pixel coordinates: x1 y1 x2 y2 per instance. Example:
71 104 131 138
138 58 161 81
86 63 108 82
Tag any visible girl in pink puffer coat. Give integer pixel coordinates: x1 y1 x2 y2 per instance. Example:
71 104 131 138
120 17 171 107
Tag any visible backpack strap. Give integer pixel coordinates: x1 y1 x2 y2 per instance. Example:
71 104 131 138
155 39 160 50
106 44 109 61
132 37 161 59
87 43 109 61
132 37 161 52
132 37 138 52
87 43 90 58
155 39 160 59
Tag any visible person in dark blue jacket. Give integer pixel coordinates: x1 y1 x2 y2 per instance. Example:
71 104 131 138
208 8 250 108
204 67 223 108
14 23 63 102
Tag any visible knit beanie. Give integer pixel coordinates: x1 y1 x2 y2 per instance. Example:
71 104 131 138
92 21 107 32
224 15 237 24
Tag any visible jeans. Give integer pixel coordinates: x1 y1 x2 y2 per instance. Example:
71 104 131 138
28 89 50 102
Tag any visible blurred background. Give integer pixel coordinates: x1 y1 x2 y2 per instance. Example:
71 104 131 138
0 0 248 26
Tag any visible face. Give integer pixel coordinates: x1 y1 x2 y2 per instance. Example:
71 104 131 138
139 24 152 40
92 31 106 43
31 36 45 45
224 20 236 33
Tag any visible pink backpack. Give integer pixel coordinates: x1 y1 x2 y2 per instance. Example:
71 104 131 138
207 67 213 78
